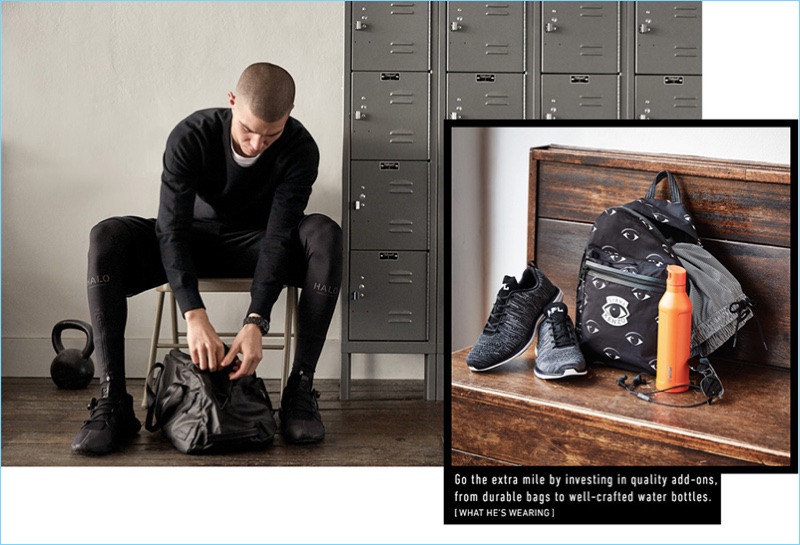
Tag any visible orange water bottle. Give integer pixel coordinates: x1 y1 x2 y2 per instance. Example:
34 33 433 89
656 265 692 393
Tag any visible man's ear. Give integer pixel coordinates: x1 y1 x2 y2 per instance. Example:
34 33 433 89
227 91 236 107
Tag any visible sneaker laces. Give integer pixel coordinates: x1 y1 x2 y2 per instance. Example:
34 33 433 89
81 397 119 429
286 383 321 418
484 278 517 333
550 317 576 348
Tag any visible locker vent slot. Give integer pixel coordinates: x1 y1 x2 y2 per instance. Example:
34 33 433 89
389 3 416 16
389 180 414 193
388 310 413 324
380 161 400 170
664 76 684 85
389 41 416 55
476 74 496 83
381 73 401 81
674 46 699 58
380 252 400 260
570 75 590 84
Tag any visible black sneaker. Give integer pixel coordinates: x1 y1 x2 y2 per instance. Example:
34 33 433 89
71 393 141 455
466 262 563 372
534 302 587 379
280 374 325 444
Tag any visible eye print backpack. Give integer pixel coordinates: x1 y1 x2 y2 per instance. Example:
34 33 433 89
574 170 757 375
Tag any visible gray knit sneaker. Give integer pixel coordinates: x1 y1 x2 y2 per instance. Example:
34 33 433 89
534 302 587 379
466 262 563 372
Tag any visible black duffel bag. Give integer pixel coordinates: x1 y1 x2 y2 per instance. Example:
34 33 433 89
145 349 277 454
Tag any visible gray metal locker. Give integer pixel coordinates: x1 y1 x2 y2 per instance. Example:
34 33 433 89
351 1 431 72
447 73 525 119
351 71 430 161
636 2 702 75
541 74 618 119
349 251 429 341
541 2 619 74
349 161 430 250
635 75 701 119
447 2 525 73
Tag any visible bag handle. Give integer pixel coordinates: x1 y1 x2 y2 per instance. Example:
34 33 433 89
645 170 682 203
145 362 187 432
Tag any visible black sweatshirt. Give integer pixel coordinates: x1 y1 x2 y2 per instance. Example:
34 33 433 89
156 108 319 318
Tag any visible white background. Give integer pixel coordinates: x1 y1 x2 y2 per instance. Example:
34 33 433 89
2 2 799 544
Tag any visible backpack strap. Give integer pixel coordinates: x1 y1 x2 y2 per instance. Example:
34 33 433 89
646 170 682 203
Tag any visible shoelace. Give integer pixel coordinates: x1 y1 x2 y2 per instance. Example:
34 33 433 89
287 387 321 417
484 291 511 333
729 298 768 351
550 318 576 348
82 397 118 426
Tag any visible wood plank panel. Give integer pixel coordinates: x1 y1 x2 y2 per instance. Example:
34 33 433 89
534 161 791 247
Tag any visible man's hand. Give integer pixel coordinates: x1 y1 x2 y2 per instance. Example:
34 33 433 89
185 308 225 372
220 319 264 380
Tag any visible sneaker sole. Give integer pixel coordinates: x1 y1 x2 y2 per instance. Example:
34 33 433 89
468 288 564 372
533 365 588 380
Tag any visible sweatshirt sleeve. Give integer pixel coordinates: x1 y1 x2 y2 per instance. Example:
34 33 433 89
247 137 319 318
155 128 205 315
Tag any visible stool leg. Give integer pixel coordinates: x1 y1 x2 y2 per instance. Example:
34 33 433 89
169 292 179 344
143 290 166 408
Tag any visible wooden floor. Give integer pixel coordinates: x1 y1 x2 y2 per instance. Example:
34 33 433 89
2 378 443 466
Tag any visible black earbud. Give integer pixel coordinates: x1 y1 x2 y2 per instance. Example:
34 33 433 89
616 375 628 388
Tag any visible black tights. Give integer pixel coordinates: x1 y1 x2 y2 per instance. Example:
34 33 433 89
87 214 342 393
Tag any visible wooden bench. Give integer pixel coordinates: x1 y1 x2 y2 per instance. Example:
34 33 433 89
451 145 793 467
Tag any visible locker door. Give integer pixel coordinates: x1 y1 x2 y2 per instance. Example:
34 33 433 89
541 74 618 119
349 251 429 341
636 2 702 75
447 73 524 119
351 2 430 71
447 2 525 73
350 161 430 250
351 72 430 160
635 75 701 119
541 2 619 74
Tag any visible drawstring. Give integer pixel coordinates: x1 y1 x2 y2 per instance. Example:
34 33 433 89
729 298 768 351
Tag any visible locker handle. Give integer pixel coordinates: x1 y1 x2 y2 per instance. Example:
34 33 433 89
355 21 367 30
639 24 651 34
545 23 557 32
450 22 462 31
354 111 367 120
450 112 461 120
353 200 364 210
545 113 557 120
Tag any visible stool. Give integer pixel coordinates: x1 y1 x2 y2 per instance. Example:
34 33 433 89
142 279 298 407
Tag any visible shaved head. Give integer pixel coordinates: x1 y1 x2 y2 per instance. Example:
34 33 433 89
235 63 295 122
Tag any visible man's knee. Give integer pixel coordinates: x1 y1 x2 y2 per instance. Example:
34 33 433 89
302 214 342 255
89 218 131 254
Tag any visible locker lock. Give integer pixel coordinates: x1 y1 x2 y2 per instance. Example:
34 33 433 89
355 21 367 31
545 113 557 120
354 111 367 120
639 23 651 34
450 112 461 120
450 22 462 31
544 23 557 33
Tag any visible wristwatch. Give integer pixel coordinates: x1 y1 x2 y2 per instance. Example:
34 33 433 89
242 315 270 336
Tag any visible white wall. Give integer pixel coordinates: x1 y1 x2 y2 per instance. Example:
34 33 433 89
1 2 424 380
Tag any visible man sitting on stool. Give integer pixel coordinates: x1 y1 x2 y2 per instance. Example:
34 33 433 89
73 62 342 455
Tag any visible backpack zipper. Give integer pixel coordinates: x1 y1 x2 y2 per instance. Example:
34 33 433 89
584 261 664 291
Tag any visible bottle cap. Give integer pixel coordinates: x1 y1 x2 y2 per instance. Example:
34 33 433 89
666 264 687 286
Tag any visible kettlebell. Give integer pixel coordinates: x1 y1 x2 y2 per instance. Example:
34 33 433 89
50 319 95 389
